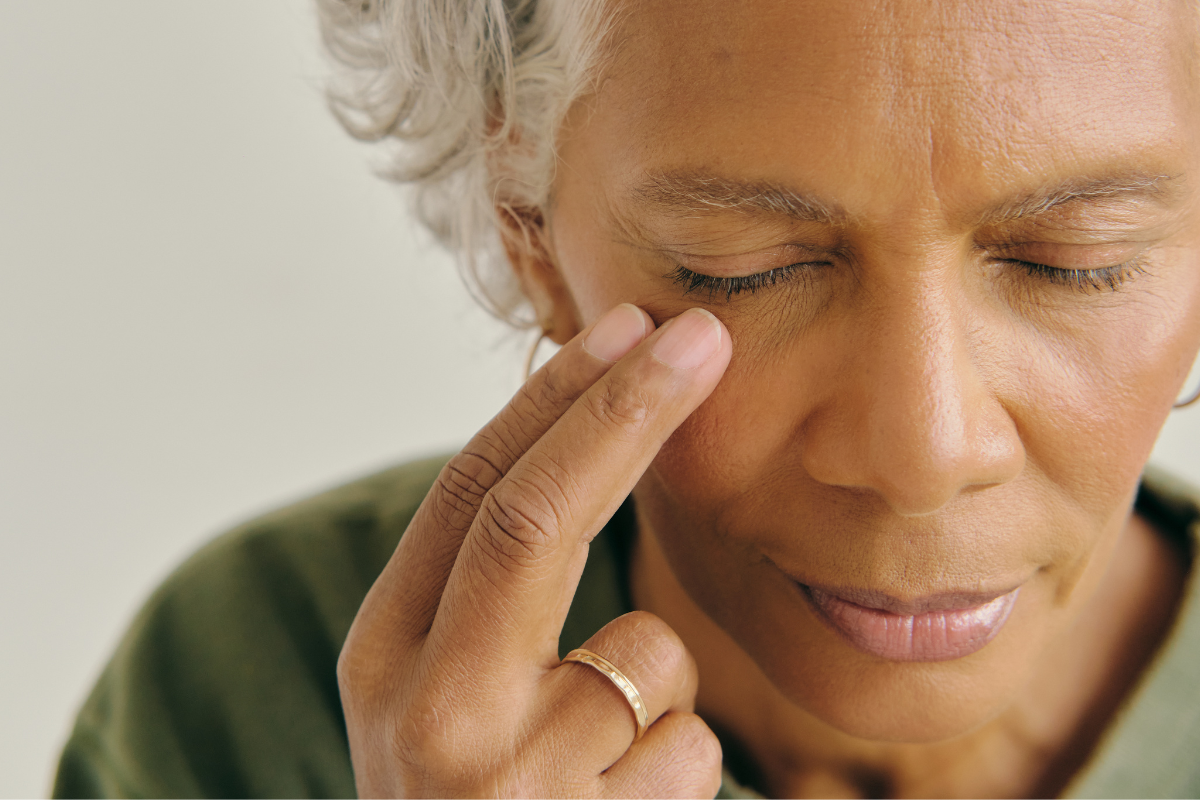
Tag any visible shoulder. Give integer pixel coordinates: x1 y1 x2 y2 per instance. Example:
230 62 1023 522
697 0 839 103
53 454 450 799
1136 465 1200 550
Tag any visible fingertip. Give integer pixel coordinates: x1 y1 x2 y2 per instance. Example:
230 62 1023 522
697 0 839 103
583 303 653 363
650 307 727 371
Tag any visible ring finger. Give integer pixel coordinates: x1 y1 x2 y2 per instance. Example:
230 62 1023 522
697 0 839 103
538 611 700 771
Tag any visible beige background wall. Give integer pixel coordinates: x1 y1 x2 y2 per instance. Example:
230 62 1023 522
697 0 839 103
0 3 520 795
1 2 1197 796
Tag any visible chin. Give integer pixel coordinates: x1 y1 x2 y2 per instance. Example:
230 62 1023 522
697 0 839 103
775 654 1029 744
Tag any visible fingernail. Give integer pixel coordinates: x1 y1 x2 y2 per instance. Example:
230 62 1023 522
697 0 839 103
651 308 723 370
583 303 648 362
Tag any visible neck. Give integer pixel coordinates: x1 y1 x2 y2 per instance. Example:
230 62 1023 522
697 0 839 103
629 508 1186 798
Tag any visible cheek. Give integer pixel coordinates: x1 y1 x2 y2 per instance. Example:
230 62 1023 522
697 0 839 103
650 349 796 503
1009 260 1200 516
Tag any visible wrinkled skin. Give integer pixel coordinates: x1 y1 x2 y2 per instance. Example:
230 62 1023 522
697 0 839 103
341 0 1200 797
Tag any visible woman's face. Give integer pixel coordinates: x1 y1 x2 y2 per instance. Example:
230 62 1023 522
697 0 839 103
537 0 1200 740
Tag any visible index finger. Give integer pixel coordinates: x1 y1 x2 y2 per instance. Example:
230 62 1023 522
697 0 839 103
354 304 654 649
431 307 732 676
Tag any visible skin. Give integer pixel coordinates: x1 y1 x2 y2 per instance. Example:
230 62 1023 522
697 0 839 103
340 0 1200 796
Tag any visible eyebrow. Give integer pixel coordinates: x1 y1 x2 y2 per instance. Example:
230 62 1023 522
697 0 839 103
631 172 846 224
976 173 1181 225
630 170 1182 227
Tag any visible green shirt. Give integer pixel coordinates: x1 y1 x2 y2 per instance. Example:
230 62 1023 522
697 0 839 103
53 456 1200 798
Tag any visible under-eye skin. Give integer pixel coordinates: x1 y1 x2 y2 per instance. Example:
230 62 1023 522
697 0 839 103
1006 257 1149 293
667 262 823 302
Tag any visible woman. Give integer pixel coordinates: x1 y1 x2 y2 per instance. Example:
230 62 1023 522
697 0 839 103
55 0 1200 797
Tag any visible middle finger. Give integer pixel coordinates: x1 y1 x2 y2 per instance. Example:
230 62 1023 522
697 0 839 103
430 307 730 676
363 303 653 648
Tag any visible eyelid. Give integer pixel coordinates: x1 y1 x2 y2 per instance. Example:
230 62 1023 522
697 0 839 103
978 240 1152 270
663 244 835 277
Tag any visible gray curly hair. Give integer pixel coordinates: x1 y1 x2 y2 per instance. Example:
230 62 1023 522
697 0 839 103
317 0 613 324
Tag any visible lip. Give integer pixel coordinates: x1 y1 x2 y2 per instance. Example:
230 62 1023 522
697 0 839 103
799 582 1022 662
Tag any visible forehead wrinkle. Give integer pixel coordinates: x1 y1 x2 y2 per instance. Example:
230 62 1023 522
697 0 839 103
976 172 1184 225
630 171 849 225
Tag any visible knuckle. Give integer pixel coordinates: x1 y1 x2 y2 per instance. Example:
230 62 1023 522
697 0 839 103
667 714 724 796
494 369 574 455
521 361 574 418
474 477 565 571
472 416 529 470
390 691 508 794
336 625 417 730
615 610 690 678
335 645 361 699
396 715 457 776
392 730 461 792
681 715 723 768
338 638 520 795
336 630 384 706
432 450 505 529
585 370 653 437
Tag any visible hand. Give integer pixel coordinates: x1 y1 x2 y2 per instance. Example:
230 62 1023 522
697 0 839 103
338 303 733 798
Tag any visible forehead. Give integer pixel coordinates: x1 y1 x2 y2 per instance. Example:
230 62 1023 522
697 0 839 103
574 0 1197 220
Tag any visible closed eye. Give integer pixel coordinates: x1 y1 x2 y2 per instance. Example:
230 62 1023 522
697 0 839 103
670 256 1147 301
1005 258 1148 293
668 262 822 302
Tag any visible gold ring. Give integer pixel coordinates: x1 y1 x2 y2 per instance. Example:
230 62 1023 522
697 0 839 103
562 648 649 743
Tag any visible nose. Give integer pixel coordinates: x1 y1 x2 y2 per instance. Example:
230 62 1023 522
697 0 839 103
800 273 1025 516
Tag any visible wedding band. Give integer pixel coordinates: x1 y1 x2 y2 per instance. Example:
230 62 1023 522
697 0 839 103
562 648 649 743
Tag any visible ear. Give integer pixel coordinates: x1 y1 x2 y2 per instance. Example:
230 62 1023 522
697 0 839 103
497 204 582 345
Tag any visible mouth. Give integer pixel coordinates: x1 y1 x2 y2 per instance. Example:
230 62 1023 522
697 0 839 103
798 582 1022 662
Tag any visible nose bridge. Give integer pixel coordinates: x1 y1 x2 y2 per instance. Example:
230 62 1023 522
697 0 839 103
804 255 1025 516
869 270 971 482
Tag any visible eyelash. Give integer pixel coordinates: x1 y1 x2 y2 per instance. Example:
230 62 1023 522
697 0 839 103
668 257 1147 301
1004 258 1147 293
668 263 813 301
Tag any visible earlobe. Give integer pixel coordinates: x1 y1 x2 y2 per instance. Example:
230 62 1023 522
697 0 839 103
497 204 582 344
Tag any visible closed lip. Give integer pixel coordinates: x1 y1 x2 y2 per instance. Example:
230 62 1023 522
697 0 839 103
793 580 1024 661
798 580 1023 617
